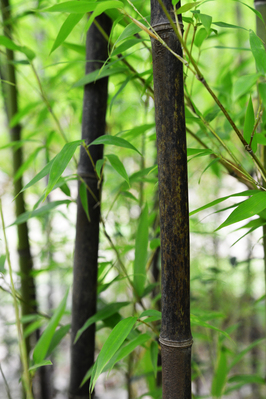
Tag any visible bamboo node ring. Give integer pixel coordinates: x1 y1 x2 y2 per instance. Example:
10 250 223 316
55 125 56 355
159 337 193 348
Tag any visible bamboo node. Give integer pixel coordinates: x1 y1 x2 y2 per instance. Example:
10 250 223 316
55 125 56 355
159 337 193 348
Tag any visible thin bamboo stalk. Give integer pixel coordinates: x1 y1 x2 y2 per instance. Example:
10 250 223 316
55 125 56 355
150 0 192 397
0 0 37 369
69 14 112 398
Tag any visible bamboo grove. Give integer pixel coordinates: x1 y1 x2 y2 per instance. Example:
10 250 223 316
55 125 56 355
0 0 266 398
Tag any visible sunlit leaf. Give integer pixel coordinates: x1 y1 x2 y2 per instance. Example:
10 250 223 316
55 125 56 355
175 1 203 12
44 1 98 13
84 1 123 33
90 135 141 155
243 96 256 152
33 290 69 364
211 346 228 398
249 29 266 74
105 154 129 185
46 324 71 357
50 14 83 54
150 341 159 377
90 317 137 391
79 181 90 221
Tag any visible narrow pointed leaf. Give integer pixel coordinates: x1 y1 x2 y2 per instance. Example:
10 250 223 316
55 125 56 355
84 1 123 32
79 181 90 221
44 1 98 13
105 154 129 184
75 302 130 344
175 1 203 12
249 29 266 74
46 140 82 197
10 200 71 226
243 97 255 145
211 346 228 398
73 66 127 87
217 192 266 230
90 135 141 155
134 204 149 297
14 147 44 182
46 324 71 357
33 290 69 364
150 341 159 377
229 338 265 370
29 360 53 371
50 13 83 54
90 317 138 391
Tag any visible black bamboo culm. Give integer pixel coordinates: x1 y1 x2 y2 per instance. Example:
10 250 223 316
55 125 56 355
0 0 37 380
69 14 112 399
150 0 192 398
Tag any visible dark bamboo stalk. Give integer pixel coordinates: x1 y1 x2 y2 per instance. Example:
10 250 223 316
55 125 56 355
150 1 192 398
0 0 36 360
69 14 111 399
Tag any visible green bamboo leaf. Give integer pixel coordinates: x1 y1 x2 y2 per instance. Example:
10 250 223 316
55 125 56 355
139 309 162 319
0 35 35 60
79 181 90 221
228 374 265 385
24 319 45 339
243 96 255 151
233 0 264 22
46 140 82 198
105 154 129 185
150 341 159 377
81 333 150 387
50 14 83 54
217 192 266 230
63 42 86 55
229 338 265 370
75 302 130 344
44 1 98 13
249 29 266 74
0 255 6 274
29 360 53 371
73 66 127 88
84 1 123 32
121 123 155 139
90 135 141 155
121 191 138 202
150 238 160 250
187 148 213 156
198 158 220 184
90 317 138 392
258 82 266 107
213 21 247 30
189 190 258 216
191 315 231 340
211 346 228 398
194 27 208 47
198 14 212 34
46 324 71 357
115 22 141 44
14 147 44 182
19 156 56 195
33 290 69 364
10 200 71 226
10 101 41 127
175 1 203 13
134 204 149 297
233 73 261 100
112 38 143 57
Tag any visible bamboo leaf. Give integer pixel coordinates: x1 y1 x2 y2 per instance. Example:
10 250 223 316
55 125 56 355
95 159 104 178
211 346 228 398
175 1 204 12
50 14 83 54
233 73 261 100
243 96 255 148
194 27 208 47
213 21 247 30
150 341 159 377
121 191 138 202
233 0 264 22
190 190 258 216
45 140 82 198
121 123 155 139
229 338 265 370
105 154 129 185
46 324 71 357
10 101 41 127
10 200 71 226
217 192 266 230
33 290 69 365
90 135 141 155
90 317 138 392
134 204 149 297
112 38 143 57
0 35 35 60
150 238 160 250
249 29 266 75
19 157 56 194
115 22 141 44
0 255 6 274
79 181 90 221
75 302 130 344
139 309 162 319
29 360 53 371
191 315 231 340
73 66 127 88
44 1 98 13
84 1 123 32
198 14 212 34
14 147 44 182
